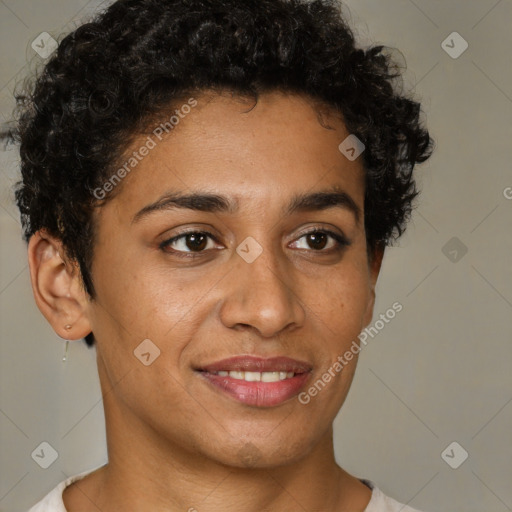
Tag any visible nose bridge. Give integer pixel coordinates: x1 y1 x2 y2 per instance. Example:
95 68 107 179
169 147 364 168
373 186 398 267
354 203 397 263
219 236 305 337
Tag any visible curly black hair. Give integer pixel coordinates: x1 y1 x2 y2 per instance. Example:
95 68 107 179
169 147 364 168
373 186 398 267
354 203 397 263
8 0 434 347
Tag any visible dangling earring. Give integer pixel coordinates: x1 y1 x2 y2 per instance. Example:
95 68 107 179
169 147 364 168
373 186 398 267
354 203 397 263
62 340 69 362
63 325 72 362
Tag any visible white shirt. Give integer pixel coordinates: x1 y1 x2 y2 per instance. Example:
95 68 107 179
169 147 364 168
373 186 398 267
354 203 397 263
28 469 425 512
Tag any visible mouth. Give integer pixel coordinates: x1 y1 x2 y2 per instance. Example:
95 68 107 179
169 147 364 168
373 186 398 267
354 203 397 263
206 370 297 382
195 356 312 407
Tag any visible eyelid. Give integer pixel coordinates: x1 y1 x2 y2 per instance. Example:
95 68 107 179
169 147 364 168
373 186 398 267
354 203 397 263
292 224 350 244
159 228 221 254
289 228 351 251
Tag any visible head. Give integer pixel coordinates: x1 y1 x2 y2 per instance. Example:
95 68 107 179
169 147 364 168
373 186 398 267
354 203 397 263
12 0 432 468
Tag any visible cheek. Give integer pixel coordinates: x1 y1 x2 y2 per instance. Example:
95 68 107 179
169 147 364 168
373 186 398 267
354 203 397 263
297 265 370 420
90 252 225 370
313 261 372 337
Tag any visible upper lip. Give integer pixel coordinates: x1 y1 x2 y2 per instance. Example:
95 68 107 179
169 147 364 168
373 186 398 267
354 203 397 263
197 356 312 374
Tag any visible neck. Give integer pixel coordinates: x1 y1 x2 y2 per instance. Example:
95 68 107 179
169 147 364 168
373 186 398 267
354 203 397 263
103 416 345 511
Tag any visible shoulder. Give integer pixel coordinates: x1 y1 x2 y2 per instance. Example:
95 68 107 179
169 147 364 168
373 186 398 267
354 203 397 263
27 468 99 512
27 477 69 512
361 479 426 512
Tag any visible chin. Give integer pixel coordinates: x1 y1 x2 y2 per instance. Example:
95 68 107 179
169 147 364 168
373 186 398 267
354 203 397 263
203 434 316 470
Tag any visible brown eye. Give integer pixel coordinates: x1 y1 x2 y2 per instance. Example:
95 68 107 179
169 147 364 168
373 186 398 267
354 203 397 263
182 233 208 251
306 232 328 250
160 231 218 255
290 230 350 252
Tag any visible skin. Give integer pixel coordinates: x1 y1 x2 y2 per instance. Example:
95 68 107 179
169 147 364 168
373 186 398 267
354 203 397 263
28 90 384 511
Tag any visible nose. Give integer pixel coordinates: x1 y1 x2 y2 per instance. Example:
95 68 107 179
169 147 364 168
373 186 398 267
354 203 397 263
218 243 306 338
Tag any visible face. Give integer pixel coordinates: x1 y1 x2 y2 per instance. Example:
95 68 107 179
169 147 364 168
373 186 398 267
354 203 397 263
83 91 382 468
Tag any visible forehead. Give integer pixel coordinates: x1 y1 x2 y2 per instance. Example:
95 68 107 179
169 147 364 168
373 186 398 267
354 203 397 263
100 91 365 222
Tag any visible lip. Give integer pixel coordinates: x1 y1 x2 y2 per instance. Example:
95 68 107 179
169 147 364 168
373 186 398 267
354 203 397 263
196 356 312 407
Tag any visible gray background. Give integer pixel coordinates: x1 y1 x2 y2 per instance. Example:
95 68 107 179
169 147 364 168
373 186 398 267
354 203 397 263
1 1 511 511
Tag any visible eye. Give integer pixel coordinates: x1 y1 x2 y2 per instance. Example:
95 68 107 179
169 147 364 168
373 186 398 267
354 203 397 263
289 229 350 252
160 231 220 257
160 228 351 258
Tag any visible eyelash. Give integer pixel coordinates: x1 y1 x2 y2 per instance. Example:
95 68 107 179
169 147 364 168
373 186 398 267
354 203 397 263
159 229 351 258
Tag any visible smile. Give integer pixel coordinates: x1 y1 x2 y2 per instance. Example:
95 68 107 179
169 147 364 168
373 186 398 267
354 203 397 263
196 356 312 407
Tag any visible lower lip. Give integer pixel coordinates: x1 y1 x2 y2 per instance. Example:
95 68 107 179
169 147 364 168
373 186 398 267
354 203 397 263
198 372 311 407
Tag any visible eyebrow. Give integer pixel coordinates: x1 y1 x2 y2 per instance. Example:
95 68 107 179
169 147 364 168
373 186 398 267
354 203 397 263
132 187 361 224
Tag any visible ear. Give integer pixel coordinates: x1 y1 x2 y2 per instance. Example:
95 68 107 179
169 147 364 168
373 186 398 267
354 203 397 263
27 230 92 341
362 242 385 328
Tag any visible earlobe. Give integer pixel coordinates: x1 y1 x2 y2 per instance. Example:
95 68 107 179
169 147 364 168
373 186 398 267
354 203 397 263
27 230 92 341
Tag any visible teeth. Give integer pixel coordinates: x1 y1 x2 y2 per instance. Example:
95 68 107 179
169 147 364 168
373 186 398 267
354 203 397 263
261 371 281 382
244 371 261 382
214 371 295 382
